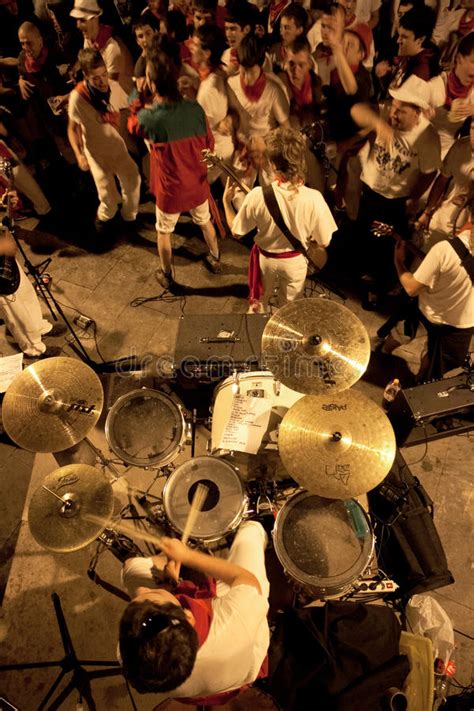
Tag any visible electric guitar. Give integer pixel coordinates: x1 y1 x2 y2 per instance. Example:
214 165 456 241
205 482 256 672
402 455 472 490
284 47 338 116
0 157 20 296
201 149 328 272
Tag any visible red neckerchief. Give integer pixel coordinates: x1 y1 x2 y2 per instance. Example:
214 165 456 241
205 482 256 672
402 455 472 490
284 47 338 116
330 63 360 86
459 10 474 36
445 70 471 108
197 64 212 81
345 13 357 26
92 24 113 51
75 80 119 129
241 70 267 102
230 47 239 68
269 0 288 27
316 44 332 65
288 71 313 108
24 46 48 73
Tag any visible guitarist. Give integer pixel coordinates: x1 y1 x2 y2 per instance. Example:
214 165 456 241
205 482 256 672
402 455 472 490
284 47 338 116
222 126 337 312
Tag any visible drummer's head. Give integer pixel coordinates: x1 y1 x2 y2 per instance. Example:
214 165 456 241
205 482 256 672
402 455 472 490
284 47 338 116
119 590 198 693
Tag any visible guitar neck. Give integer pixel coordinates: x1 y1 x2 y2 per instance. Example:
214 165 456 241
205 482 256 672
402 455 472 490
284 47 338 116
202 150 251 194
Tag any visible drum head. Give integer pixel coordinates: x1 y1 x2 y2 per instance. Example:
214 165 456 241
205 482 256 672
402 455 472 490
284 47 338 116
273 491 373 598
163 456 246 542
105 389 184 467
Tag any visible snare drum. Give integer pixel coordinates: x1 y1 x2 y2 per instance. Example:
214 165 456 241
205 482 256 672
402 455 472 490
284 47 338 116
105 389 185 468
162 456 248 544
211 371 303 479
273 490 374 599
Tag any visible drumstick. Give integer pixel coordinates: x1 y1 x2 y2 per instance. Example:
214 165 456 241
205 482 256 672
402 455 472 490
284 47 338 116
181 483 209 545
84 513 164 548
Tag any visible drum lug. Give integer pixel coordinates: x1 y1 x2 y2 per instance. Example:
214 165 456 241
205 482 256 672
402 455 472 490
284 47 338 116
185 421 193 446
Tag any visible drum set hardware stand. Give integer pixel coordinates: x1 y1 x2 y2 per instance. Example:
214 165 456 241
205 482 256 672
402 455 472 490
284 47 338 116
0 592 122 711
83 437 121 482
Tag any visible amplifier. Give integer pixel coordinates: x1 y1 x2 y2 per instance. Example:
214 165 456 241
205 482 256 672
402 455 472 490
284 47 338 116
174 313 268 383
387 374 474 447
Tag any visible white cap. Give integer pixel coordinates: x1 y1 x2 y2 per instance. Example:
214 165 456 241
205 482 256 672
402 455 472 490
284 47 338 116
389 75 431 111
70 0 102 20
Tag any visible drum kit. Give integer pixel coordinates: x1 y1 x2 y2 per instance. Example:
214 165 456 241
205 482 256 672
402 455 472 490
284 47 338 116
2 298 397 600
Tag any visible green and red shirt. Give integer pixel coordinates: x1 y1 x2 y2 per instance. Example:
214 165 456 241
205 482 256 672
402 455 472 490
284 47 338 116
129 98 214 213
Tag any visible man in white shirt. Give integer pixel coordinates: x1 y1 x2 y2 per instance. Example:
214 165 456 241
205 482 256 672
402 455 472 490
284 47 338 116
394 211 474 379
223 127 336 311
119 521 269 702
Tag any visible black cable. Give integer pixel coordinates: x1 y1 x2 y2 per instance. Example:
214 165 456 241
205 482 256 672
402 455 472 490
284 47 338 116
453 628 474 641
125 678 138 710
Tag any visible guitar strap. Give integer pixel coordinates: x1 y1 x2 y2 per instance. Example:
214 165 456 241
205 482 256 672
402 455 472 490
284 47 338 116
262 185 318 270
447 236 474 284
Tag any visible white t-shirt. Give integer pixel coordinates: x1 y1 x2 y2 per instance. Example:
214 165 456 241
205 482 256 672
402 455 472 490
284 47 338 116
84 35 133 109
232 180 337 252
227 72 289 137
429 137 474 239
360 115 441 198
432 7 465 46
121 557 269 700
197 71 234 161
415 229 474 327
427 72 474 158
68 82 128 170
355 0 381 24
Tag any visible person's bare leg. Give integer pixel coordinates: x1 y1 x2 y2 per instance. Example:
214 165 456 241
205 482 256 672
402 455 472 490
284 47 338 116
201 220 219 258
157 232 173 274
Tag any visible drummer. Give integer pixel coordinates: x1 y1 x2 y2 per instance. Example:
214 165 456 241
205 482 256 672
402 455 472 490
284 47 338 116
118 520 270 703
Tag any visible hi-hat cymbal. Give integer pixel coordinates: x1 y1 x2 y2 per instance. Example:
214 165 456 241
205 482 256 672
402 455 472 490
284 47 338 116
2 357 103 452
279 391 396 498
261 299 370 394
28 464 114 552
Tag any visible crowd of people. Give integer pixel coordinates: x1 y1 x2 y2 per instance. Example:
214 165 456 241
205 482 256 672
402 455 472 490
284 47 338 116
0 0 473 701
0 0 473 371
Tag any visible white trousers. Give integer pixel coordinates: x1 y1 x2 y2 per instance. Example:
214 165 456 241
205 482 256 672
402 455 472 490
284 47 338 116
0 261 50 355
12 160 51 216
88 149 141 223
259 252 308 310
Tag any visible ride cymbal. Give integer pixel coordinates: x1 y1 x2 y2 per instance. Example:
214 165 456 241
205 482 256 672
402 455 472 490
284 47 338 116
2 357 103 452
261 299 370 394
28 464 114 552
279 391 396 498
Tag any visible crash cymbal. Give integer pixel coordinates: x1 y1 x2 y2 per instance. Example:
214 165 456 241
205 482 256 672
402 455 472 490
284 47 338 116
2 357 103 452
28 464 114 552
279 391 396 498
261 299 370 394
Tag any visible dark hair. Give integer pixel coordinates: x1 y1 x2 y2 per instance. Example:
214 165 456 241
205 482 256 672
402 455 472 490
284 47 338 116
133 12 161 34
119 601 198 694
280 3 309 31
146 50 181 99
193 0 218 16
399 7 435 42
288 35 312 55
149 33 182 69
237 32 266 67
196 24 227 68
457 31 474 58
320 1 343 17
163 9 188 41
78 48 105 74
225 0 258 29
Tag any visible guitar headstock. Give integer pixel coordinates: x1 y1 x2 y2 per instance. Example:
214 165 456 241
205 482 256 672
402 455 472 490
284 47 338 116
201 149 221 169
371 221 394 238
0 157 12 180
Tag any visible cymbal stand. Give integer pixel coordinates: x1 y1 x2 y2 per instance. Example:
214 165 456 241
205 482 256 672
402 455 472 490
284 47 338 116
0 592 121 710
83 437 121 482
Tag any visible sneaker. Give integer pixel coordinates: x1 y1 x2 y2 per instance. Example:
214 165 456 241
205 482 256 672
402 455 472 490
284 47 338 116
155 267 174 290
24 345 63 361
205 252 222 274
42 323 68 338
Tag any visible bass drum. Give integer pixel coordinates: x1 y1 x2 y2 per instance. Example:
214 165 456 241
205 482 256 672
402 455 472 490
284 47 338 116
162 456 248 544
105 389 185 468
273 490 374 599
211 371 303 480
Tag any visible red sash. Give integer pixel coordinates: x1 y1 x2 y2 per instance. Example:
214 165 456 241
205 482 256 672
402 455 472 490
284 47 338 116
444 70 471 108
249 243 302 305
75 80 119 129
241 70 267 102
24 46 48 73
